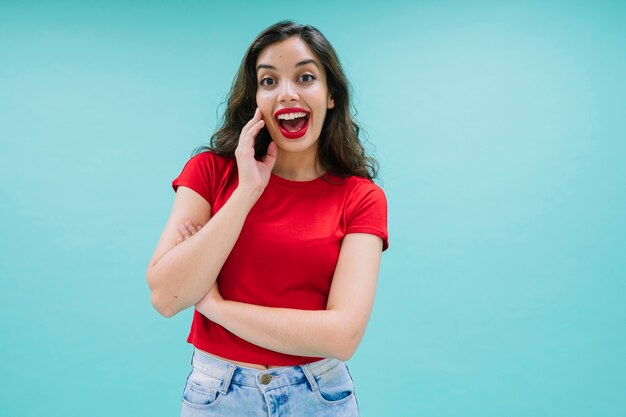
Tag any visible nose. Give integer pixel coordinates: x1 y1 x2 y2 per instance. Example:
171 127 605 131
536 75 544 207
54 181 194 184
277 80 299 103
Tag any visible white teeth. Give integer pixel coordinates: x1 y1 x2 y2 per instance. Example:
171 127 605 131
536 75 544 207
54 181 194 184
277 111 307 120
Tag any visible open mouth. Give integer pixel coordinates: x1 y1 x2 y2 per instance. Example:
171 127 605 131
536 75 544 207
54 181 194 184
275 110 310 139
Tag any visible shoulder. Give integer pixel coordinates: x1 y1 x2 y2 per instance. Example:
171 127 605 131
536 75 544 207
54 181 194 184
172 150 237 203
176 150 237 180
335 175 389 251
326 174 388 219
332 175 387 204
185 150 235 170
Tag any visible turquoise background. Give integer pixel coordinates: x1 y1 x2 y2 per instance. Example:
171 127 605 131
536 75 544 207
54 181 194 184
1 1 625 416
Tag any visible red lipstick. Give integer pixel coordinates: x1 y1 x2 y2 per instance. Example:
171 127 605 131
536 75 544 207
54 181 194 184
274 107 310 139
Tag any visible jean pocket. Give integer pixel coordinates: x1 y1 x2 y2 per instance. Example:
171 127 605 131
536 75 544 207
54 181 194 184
182 368 225 409
314 362 355 406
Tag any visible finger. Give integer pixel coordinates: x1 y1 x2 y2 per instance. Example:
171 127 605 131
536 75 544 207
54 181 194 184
243 119 265 148
252 117 265 131
250 119 265 141
178 223 192 238
176 237 183 245
241 108 263 139
184 220 197 235
237 122 265 157
240 107 262 136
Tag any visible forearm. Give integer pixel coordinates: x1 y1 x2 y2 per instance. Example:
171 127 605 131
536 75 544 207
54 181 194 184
147 188 260 317
190 232 380 361
202 300 357 361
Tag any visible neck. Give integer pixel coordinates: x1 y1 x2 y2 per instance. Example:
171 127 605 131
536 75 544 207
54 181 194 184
272 148 324 181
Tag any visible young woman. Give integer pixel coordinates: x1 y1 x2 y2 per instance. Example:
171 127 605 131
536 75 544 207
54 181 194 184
146 21 389 416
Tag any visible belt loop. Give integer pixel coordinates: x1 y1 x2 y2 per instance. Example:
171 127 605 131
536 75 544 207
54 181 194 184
219 364 236 395
300 364 319 393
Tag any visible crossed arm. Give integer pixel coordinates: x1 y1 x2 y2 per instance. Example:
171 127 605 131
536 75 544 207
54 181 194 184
147 186 383 361
186 224 383 361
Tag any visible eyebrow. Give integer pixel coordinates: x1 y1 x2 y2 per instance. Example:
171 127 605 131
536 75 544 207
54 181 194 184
256 59 319 72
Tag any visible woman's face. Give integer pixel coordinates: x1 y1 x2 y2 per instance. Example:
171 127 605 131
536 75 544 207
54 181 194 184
255 37 334 155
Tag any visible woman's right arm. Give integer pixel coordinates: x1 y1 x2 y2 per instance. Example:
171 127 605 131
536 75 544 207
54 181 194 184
146 108 276 317
146 186 260 317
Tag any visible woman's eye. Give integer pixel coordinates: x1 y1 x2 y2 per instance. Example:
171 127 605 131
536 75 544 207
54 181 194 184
300 74 316 83
259 77 275 86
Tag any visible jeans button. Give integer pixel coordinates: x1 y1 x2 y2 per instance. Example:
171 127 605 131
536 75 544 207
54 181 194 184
260 373 272 385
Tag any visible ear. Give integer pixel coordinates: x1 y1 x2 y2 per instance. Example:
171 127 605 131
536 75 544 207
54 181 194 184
327 94 335 110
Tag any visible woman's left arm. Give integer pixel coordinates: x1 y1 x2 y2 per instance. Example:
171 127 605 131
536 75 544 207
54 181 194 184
196 233 383 361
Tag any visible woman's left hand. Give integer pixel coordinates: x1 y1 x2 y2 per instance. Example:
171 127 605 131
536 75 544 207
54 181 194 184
195 282 223 321
175 220 203 245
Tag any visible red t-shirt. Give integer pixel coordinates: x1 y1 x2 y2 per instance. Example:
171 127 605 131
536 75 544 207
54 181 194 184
172 151 389 365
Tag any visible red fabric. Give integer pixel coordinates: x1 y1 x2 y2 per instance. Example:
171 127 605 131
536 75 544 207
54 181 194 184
171 151 389 365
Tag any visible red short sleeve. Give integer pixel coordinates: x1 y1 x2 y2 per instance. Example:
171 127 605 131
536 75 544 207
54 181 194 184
345 181 389 251
171 152 215 205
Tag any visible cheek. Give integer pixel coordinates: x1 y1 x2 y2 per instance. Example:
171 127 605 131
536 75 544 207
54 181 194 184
311 86 331 106
256 90 275 107
313 110 328 128
256 92 273 123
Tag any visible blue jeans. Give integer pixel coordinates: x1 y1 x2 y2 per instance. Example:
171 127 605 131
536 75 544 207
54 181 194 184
180 348 360 416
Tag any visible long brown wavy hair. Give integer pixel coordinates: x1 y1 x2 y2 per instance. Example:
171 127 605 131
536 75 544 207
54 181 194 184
196 20 379 180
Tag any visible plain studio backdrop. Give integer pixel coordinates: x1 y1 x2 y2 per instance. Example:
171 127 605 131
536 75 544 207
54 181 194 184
1 1 625 416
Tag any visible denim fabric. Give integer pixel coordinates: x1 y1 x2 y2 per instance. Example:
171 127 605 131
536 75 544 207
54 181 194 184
180 348 360 417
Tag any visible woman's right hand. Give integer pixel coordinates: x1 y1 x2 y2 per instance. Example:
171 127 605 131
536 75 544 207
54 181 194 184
148 111 275 317
234 107 278 197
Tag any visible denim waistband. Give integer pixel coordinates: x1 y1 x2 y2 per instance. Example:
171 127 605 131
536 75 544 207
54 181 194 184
190 348 341 393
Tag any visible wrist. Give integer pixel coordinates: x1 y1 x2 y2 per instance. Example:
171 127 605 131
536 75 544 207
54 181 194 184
196 293 222 322
232 186 264 208
212 299 229 325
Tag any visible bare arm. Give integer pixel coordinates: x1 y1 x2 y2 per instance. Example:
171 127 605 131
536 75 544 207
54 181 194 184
146 108 277 317
195 233 383 361
146 187 261 317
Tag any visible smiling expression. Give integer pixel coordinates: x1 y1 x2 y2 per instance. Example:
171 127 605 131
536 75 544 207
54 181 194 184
255 37 335 155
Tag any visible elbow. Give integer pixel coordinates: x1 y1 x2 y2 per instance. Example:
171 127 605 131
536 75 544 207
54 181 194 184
335 338 358 362
333 325 362 362
335 350 354 362
327 311 363 361
150 291 178 318
147 272 178 318
146 266 177 318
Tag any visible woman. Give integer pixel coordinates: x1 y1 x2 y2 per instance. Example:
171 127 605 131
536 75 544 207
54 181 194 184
146 21 389 416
